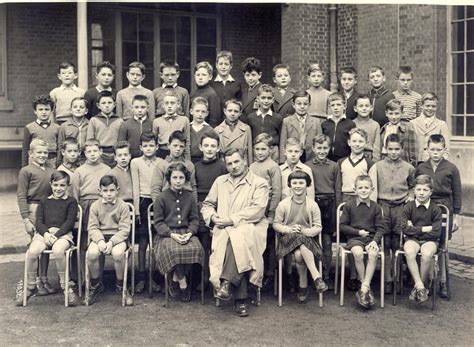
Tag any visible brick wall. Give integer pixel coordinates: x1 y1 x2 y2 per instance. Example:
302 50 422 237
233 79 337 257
282 3 330 91
337 5 358 74
2 3 77 127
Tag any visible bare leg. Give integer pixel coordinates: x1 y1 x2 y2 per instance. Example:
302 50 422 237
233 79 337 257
404 240 423 288
294 250 308 288
299 244 321 280
419 242 437 285
351 246 366 283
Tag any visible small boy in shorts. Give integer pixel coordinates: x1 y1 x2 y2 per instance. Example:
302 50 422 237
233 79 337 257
189 97 213 163
367 65 395 127
241 57 263 118
400 174 442 303
108 141 133 204
353 94 381 161
306 63 330 121
272 64 296 118
338 67 359 120
393 66 422 122
210 51 241 112
22 95 59 168
84 61 116 119
84 175 132 305
340 175 384 308
190 61 221 127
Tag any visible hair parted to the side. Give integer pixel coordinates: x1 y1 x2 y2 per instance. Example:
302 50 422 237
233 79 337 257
100 174 118 188
165 162 191 183
427 134 446 148
84 139 101 150
216 51 233 65
253 132 273 147
168 130 187 145
292 90 311 103
194 61 213 75
128 61 146 74
354 174 373 188
61 137 79 151
224 98 243 111
385 133 403 147
191 96 209 110
385 98 403 112
97 90 115 103
30 139 49 152
339 66 358 79
140 132 157 145
224 147 244 159
312 134 331 146
414 174 433 190
421 92 439 104
113 141 130 154
58 62 77 73
258 84 274 97
349 127 368 141
285 137 302 150
50 170 71 185
287 169 312 188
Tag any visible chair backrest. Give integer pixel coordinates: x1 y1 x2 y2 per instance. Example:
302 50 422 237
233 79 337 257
125 202 136 247
147 203 154 234
335 202 345 248
437 203 450 251
75 204 83 249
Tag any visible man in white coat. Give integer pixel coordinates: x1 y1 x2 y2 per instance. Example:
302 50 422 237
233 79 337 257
201 148 269 317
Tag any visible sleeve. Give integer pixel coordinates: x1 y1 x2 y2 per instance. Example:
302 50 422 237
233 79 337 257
88 203 105 243
272 201 288 234
50 89 58 119
267 166 282 220
373 123 381 161
307 167 315 201
152 119 159 137
451 166 462 214
150 164 164 201
407 165 416 192
187 196 199 235
210 94 222 127
17 168 30 219
35 201 48 235
368 164 378 202
429 205 443 241
302 201 322 237
153 196 173 237
228 178 269 227
189 164 198 203
118 122 127 142
339 204 360 236
115 91 123 119
246 126 253 165
109 202 132 245
279 120 288 164
184 119 191 161
130 160 140 213
71 171 81 202
21 126 32 167
335 160 343 206
86 119 95 141
57 125 65 165
372 205 385 243
147 92 156 122
405 125 418 167
182 90 190 119
399 203 423 237
56 199 78 238
201 179 219 227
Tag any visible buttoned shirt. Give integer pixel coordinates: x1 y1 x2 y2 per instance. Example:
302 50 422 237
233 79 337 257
356 198 371 208
214 74 235 86
415 199 431 209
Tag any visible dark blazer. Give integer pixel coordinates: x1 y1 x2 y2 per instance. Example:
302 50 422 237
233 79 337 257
272 87 296 118
241 82 261 118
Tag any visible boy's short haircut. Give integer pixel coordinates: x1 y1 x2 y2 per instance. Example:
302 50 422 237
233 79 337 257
349 127 368 141
258 84 274 97
162 90 179 100
113 141 130 154
58 62 77 73
224 98 243 111
287 169 312 188
70 96 88 109
160 60 180 72
99 174 118 188
32 94 54 110
96 61 115 74
51 170 71 185
194 61 213 75
97 90 115 103
140 132 157 145
132 94 149 105
224 147 244 159
191 96 209 110
421 92 439 104
285 137 302 150
241 57 262 74
128 61 146 74
168 130 186 145
84 139 101 150
396 65 413 78
385 99 403 112
272 63 290 77
368 65 385 77
30 139 49 152
253 132 273 146
427 134 446 148
414 174 433 190
216 51 233 65
307 62 323 76
200 130 220 145
355 93 372 104
385 133 403 147
312 134 331 147
339 66 358 79
354 174 373 188
327 92 344 104
165 162 191 183
61 137 79 151
292 90 311 103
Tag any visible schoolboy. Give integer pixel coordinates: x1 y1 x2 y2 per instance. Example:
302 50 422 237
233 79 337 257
189 97 213 163
50 62 85 124
152 90 191 160
399 174 442 303
272 64 296 117
321 92 356 163
84 61 116 119
410 92 450 163
249 133 282 291
86 91 124 167
338 67 359 120
240 57 263 118
130 132 161 293
22 95 60 168
58 96 89 164
340 175 384 308
116 61 155 121
367 65 395 127
190 61 221 127
215 99 253 164
368 133 416 294
306 134 339 288
194 131 227 290
153 61 190 118
306 63 331 120
280 91 322 164
118 94 153 159
416 134 462 298
84 175 132 305
242 84 282 163
393 66 422 121
57 137 81 190
150 130 198 202
380 99 418 167
353 94 381 161
210 51 241 111
108 141 133 203
17 139 56 295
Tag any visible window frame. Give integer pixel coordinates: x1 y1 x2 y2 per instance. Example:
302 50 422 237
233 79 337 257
0 4 13 111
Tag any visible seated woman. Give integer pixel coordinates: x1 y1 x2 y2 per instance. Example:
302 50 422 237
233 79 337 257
153 162 204 302
273 170 328 303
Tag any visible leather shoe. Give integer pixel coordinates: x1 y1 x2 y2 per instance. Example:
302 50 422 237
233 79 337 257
439 282 448 298
234 302 249 317
215 280 232 301
297 286 308 303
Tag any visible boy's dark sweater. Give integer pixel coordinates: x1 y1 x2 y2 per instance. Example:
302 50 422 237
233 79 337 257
118 117 153 158
339 199 385 243
190 85 222 127
344 90 360 120
84 87 117 119
321 117 356 162
35 196 78 238
400 200 442 242
194 157 227 202
368 86 395 127
242 110 283 146
210 80 241 106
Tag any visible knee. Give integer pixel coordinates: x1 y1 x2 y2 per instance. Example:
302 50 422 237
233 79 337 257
351 247 364 260
28 243 45 259
87 244 100 261
52 245 66 259
420 249 435 262
294 250 303 264
111 247 125 261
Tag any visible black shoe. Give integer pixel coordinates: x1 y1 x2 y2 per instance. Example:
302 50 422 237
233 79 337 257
168 279 180 299
234 302 249 317
439 282 448 298
84 281 104 305
417 287 429 303
384 281 393 294
348 279 361 292
261 276 274 293
15 282 37 307
297 286 309 303
314 278 328 293
356 289 369 308
215 280 232 301
180 286 191 302
324 276 334 291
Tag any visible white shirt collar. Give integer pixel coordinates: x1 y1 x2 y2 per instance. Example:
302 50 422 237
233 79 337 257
95 86 112 92
161 83 177 89
190 120 209 126
415 199 431 209
257 109 273 117
327 114 347 121
134 115 147 123
48 194 69 200
102 198 117 205
214 75 235 83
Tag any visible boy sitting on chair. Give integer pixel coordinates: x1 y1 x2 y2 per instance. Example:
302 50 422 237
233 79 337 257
340 175 384 308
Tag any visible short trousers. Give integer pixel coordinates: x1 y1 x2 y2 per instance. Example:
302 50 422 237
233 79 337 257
33 231 74 245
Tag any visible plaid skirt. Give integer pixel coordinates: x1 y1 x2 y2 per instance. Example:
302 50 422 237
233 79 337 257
277 233 323 261
154 228 204 275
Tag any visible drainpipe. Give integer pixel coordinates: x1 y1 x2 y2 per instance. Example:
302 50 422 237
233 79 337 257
329 4 338 92
77 1 88 89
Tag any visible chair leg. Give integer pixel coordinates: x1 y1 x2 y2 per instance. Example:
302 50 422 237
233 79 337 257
278 258 283 307
445 250 451 301
65 249 70 307
201 265 205 305
256 287 261 307
23 251 29 307
393 253 399 306
164 272 169 308
318 258 323 308
77 249 82 298
148 247 153 298
122 250 129 307
131 248 135 296
85 251 90 306
432 255 438 311
380 252 385 308
273 267 278 297
334 247 339 295
340 251 345 306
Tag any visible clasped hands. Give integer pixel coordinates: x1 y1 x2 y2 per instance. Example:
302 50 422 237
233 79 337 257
171 232 192 245
97 240 114 254
211 214 234 229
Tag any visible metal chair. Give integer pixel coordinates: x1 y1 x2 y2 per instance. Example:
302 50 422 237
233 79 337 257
393 204 450 310
147 203 205 307
335 203 385 307
22 205 83 307
84 202 135 307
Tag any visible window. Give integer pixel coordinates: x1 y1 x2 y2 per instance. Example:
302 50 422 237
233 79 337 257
449 5 474 138
0 4 13 110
